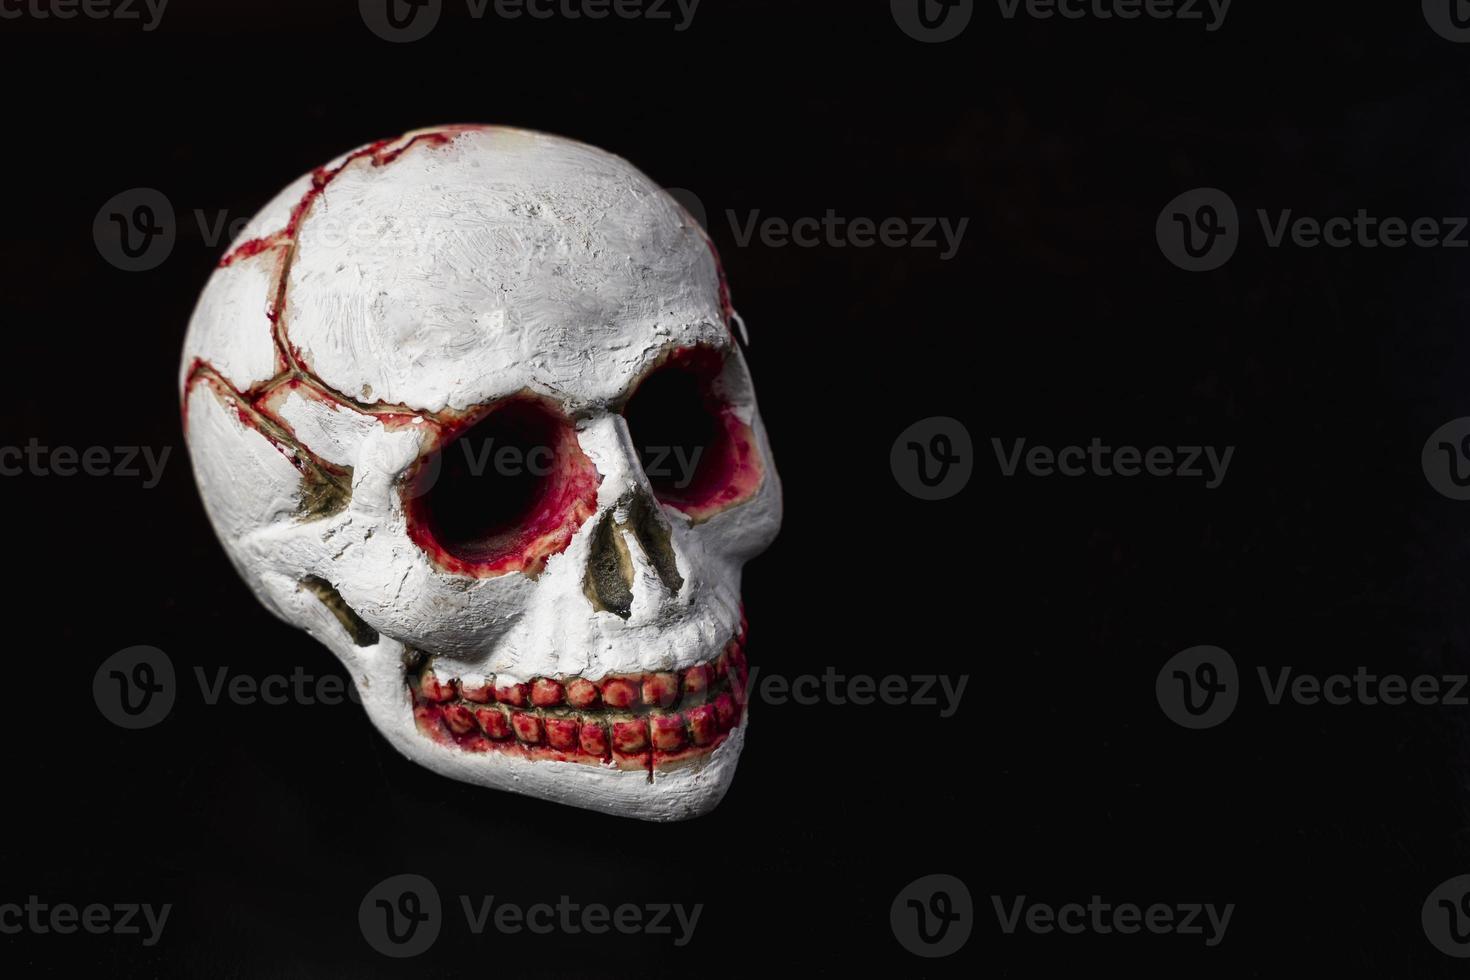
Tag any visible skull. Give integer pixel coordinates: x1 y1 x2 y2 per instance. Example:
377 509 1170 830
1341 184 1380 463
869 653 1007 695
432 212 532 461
179 126 781 821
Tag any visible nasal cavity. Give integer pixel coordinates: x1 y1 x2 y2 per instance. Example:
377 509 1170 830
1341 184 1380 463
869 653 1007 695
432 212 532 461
627 493 683 595
584 512 635 619
582 493 685 619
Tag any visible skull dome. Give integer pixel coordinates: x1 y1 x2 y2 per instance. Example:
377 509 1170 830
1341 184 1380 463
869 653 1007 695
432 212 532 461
179 125 781 821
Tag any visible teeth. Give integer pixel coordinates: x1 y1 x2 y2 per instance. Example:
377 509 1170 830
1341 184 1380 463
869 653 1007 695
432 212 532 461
612 719 649 754
713 692 737 732
579 721 610 757
601 678 638 710
642 672 680 709
474 706 513 741
650 714 686 752
495 682 530 708
545 718 579 751
566 678 601 709
459 677 494 703
419 668 457 703
512 711 543 745
413 703 448 743
531 678 565 708
687 704 718 746
408 620 749 766
441 704 478 736
682 664 711 702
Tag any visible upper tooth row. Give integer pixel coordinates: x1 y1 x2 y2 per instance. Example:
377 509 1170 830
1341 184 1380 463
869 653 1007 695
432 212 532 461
415 642 747 711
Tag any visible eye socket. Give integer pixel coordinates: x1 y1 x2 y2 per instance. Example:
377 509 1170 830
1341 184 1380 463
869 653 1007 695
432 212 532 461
404 397 599 576
623 346 762 519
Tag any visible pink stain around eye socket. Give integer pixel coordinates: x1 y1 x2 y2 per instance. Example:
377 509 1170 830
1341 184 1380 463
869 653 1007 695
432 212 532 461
627 346 764 523
402 395 601 578
665 407 764 522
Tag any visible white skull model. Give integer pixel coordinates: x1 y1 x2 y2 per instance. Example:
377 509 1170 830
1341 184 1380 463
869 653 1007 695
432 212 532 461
179 126 781 821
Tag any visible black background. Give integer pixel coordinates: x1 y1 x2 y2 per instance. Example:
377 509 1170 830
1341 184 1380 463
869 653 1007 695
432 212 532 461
5 0 1470 975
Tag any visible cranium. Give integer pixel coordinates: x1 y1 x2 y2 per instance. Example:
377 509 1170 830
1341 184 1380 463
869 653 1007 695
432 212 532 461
179 126 781 821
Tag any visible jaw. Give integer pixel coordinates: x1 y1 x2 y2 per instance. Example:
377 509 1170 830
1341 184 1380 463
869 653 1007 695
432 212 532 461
344 624 751 822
